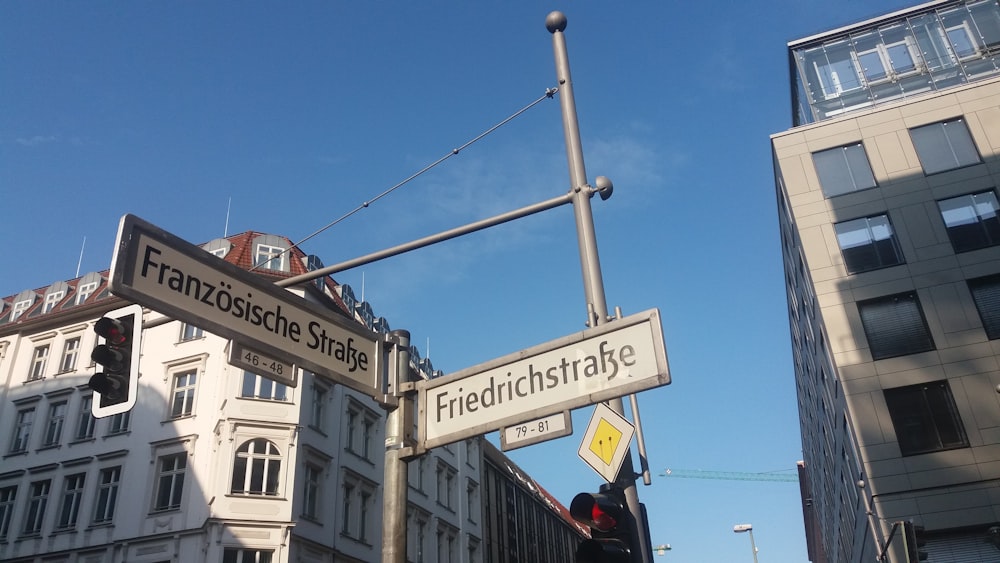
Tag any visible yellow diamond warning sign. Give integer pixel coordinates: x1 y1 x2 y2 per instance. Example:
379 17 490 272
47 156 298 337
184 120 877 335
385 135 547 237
578 402 635 483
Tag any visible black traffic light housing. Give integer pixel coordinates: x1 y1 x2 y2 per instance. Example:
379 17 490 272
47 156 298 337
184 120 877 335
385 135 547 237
570 485 639 563
902 521 928 562
89 304 142 418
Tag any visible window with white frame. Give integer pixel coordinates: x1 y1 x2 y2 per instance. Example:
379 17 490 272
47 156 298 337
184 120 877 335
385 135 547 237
231 439 281 496
41 291 64 314
910 118 980 174
170 369 197 418
223 548 273 563
56 473 85 529
11 299 32 321
22 479 50 536
9 406 35 453
93 466 121 523
254 244 287 271
107 411 130 435
938 190 1000 253
812 142 877 197
179 322 203 342
154 453 186 511
75 282 98 305
240 371 288 401
42 400 68 447
0 485 16 538
28 344 49 381
75 396 96 441
59 336 81 373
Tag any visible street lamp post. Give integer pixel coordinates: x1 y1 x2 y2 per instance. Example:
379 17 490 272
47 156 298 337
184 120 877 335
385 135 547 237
733 524 759 563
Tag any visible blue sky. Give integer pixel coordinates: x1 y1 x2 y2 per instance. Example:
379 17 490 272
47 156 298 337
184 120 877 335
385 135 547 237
2 1 920 560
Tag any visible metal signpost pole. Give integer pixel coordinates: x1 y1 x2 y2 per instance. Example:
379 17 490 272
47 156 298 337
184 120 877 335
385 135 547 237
382 330 411 563
546 11 651 563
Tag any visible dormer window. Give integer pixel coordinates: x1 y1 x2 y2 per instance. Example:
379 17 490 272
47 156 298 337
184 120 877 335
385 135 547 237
11 299 32 321
42 291 64 314
251 235 291 272
76 282 98 305
203 238 232 259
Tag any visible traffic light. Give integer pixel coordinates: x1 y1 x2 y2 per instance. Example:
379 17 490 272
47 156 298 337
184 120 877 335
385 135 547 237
902 521 928 562
89 304 142 418
570 486 637 563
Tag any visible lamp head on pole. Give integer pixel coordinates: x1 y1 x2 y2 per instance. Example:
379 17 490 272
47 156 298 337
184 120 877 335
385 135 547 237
733 524 753 533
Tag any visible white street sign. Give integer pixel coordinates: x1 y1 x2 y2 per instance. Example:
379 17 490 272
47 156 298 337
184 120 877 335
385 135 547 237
578 402 635 483
229 341 297 387
500 411 572 451
109 214 382 395
419 309 669 449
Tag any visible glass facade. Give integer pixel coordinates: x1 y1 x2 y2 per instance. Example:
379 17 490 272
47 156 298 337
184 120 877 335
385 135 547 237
791 0 1000 125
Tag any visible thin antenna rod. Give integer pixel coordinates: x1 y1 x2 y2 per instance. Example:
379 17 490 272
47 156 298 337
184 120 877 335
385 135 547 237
75 236 86 278
361 272 366 302
224 196 232 237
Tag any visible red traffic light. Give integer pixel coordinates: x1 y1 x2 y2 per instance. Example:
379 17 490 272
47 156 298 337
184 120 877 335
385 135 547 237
94 316 129 345
571 493 623 533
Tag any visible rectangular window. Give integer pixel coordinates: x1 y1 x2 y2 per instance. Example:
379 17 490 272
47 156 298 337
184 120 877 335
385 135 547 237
359 490 372 542
75 396 96 441
813 142 877 198
310 383 327 432
75 282 98 305
342 483 354 535
28 344 49 381
56 473 86 529
11 300 31 321
42 291 64 314
223 548 273 563
254 244 287 271
42 400 68 446
171 370 197 418
179 323 203 342
910 118 980 174
108 411 130 435
60 337 81 372
23 479 50 536
240 372 287 401
303 464 321 519
835 214 904 273
93 466 121 523
9 407 34 453
969 274 1000 339
154 454 186 511
0 485 16 538
938 190 1000 253
858 292 936 360
885 381 969 456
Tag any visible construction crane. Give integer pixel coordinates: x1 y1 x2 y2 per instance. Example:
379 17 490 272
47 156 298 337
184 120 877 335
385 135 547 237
661 468 799 483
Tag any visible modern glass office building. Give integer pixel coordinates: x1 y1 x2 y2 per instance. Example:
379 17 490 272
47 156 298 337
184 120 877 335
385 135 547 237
773 1 1000 561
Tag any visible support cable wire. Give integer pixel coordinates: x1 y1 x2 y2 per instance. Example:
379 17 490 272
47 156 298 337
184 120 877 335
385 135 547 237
249 87 559 272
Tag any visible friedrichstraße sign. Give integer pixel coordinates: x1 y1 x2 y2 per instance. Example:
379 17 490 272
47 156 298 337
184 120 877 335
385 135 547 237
108 214 381 394
419 309 669 449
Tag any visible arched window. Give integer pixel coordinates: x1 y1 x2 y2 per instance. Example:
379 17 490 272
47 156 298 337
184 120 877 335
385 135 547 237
231 439 281 495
